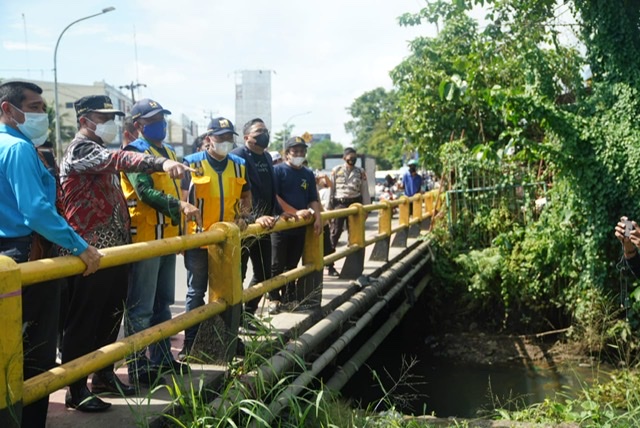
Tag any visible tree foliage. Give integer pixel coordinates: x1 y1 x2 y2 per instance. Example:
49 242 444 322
307 139 343 170
345 88 404 169
372 0 640 344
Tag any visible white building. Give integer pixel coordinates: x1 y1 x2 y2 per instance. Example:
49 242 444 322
10 78 197 156
235 70 272 142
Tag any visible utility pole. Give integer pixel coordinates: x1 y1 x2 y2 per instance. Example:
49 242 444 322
119 81 147 102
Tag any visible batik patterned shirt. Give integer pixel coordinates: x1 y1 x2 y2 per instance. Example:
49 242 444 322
59 133 166 251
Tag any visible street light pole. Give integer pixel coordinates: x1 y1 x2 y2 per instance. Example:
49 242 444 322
282 110 311 149
54 6 116 163
119 81 147 102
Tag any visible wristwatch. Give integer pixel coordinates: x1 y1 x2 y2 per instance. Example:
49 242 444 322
308 208 315 215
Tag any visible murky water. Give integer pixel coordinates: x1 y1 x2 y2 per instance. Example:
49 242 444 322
341 333 607 418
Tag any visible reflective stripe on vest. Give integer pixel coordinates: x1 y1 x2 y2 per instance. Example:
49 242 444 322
186 156 246 235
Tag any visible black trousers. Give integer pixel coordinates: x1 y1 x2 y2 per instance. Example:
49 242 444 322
61 264 129 388
271 231 305 303
329 197 362 250
241 234 278 314
0 237 59 428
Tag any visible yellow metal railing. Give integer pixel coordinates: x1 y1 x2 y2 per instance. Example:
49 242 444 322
0 190 441 426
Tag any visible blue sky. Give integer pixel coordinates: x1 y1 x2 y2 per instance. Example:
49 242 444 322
0 0 433 145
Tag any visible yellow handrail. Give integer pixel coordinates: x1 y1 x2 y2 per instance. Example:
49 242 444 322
0 190 441 424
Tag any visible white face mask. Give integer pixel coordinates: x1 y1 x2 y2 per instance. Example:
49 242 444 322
290 156 306 167
213 141 234 156
11 104 49 147
87 118 118 144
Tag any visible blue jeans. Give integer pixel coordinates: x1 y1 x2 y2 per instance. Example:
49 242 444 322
183 248 208 345
125 254 176 368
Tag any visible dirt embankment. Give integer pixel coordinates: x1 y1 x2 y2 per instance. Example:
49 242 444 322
424 332 591 368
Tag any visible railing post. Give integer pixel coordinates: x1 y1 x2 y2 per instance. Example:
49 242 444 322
299 217 324 307
0 256 23 428
371 201 392 261
341 203 366 279
409 196 422 238
392 196 410 247
191 222 243 362
421 191 433 230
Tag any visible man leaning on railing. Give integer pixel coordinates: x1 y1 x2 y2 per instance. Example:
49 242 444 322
0 81 102 428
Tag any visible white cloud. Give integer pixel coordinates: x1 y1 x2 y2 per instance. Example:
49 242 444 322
0 0 435 145
3 41 50 52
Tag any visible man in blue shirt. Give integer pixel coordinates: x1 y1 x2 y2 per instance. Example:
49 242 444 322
272 137 322 310
0 81 101 427
402 160 423 197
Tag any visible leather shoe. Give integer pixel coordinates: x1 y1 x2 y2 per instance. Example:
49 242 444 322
128 367 165 387
327 267 340 277
91 371 135 396
65 386 111 412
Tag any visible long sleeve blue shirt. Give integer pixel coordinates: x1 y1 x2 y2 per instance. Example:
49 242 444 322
402 171 423 197
0 124 87 255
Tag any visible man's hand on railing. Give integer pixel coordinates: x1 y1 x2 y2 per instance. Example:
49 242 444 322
280 212 297 221
256 216 277 229
296 209 314 220
78 245 103 276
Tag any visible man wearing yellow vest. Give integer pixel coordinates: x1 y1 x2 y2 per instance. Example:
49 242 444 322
179 117 252 357
121 98 201 386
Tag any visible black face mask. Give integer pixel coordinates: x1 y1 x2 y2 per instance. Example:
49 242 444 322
346 158 356 166
254 132 270 149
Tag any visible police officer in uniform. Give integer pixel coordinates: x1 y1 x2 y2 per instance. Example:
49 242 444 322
328 147 370 276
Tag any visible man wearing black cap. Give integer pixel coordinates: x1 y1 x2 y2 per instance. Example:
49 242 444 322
179 117 252 357
272 137 322 310
121 98 201 385
328 147 370 277
57 95 194 410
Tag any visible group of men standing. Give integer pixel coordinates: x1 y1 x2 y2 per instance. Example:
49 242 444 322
0 79 372 427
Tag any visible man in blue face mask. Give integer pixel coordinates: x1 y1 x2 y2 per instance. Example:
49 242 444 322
0 81 102 427
120 98 202 386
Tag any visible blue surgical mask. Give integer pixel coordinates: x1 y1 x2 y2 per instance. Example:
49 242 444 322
142 120 167 141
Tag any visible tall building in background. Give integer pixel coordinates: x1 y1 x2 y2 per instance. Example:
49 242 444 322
235 70 272 143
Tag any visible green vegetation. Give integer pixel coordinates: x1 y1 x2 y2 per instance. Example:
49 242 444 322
344 0 640 348
342 0 640 424
151 0 640 426
307 139 343 170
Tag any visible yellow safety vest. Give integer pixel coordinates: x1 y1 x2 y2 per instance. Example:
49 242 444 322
186 153 246 235
121 140 181 243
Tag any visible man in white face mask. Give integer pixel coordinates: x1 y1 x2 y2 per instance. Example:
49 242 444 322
57 95 196 411
179 116 252 359
271 137 323 311
0 82 103 427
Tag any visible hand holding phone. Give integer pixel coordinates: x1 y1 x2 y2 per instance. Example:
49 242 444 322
625 219 634 238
